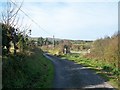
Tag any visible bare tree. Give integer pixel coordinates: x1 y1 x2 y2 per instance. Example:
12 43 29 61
1 0 31 55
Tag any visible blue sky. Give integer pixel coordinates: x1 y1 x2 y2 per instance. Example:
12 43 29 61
0 0 119 40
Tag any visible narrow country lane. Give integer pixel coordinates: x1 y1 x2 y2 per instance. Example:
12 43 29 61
44 53 115 89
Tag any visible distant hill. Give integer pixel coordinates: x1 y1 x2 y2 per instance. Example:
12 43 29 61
30 37 93 44
30 37 62 42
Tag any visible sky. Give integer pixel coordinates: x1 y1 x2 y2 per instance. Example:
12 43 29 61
0 0 119 40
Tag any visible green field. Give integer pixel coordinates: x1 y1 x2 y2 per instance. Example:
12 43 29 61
2 48 54 88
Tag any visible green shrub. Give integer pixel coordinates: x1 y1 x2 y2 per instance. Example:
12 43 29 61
102 65 113 72
112 68 120 76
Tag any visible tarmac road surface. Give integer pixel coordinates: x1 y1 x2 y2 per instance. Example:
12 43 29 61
44 53 115 90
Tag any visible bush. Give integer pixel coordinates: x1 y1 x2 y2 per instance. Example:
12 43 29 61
112 68 120 76
102 65 113 72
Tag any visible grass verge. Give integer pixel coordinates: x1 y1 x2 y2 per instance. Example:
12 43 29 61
2 48 54 88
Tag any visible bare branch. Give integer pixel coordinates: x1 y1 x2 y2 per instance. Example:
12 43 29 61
17 16 24 29
8 0 24 21
13 16 19 28
2 13 6 24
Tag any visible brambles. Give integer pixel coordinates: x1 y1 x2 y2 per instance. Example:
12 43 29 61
86 33 119 70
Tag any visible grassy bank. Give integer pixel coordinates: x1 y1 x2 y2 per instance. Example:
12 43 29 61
60 53 119 89
2 48 54 88
0 55 2 89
